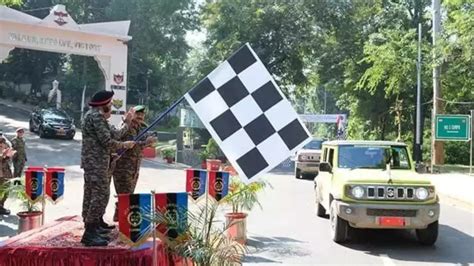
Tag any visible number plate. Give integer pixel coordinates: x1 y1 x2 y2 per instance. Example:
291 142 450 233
57 128 66 135
379 217 405 227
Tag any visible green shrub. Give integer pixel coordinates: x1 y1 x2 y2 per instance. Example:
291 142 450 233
445 141 471 165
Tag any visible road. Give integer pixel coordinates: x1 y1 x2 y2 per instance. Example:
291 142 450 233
1 103 473 265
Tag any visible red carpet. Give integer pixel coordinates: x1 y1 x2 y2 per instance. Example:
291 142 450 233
0 216 182 266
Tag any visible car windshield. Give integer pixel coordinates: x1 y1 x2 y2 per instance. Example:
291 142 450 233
304 140 323 150
42 109 69 120
338 145 411 170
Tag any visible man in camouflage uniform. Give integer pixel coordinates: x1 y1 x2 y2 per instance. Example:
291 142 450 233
11 128 26 178
80 90 135 247
112 105 156 221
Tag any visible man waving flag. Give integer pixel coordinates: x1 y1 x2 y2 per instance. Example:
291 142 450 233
185 43 312 183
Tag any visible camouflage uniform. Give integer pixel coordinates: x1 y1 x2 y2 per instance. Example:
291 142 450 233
112 122 148 195
107 124 130 185
81 108 127 224
0 153 13 207
11 137 26 178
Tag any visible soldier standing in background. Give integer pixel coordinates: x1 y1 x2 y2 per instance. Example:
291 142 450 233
112 105 156 221
11 128 26 178
80 90 135 247
0 137 14 215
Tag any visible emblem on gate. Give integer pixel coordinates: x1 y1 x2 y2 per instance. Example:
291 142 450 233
54 11 68 26
113 73 124 84
112 99 123 110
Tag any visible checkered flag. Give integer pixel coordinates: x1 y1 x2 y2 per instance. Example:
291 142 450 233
185 44 312 183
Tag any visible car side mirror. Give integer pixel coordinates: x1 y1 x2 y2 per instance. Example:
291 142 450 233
319 162 332 173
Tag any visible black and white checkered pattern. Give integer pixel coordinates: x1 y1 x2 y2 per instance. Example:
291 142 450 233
185 44 312 183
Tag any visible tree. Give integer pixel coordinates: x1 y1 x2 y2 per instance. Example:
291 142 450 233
200 0 322 110
0 0 22 6
107 0 198 112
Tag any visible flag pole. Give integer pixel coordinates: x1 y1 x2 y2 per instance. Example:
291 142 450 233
204 169 209 242
115 96 185 158
151 190 157 266
136 96 185 141
41 165 47 226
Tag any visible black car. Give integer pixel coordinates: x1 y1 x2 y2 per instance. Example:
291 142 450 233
29 108 76 139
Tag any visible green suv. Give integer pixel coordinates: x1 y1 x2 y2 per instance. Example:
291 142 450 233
314 141 439 245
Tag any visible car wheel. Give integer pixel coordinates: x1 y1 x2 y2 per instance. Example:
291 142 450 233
330 200 348 243
29 119 35 133
315 187 327 218
295 168 301 179
303 173 316 180
416 221 438 246
39 127 46 138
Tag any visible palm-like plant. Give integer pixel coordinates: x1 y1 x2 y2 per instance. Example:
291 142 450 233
223 177 268 213
152 201 247 265
0 177 40 212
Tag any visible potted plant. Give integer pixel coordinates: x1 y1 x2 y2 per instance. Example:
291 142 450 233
0 177 42 233
153 201 247 265
204 138 221 171
198 149 208 169
222 177 268 244
161 148 175 163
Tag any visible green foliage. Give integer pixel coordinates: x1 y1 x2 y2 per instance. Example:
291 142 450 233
151 201 246 265
223 177 268 213
0 0 22 6
445 141 471 165
0 177 40 213
161 148 175 159
204 138 219 159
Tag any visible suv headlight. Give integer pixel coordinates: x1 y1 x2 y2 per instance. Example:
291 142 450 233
416 187 429 200
351 186 364 199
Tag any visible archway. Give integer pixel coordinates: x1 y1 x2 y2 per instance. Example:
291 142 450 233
0 4 131 125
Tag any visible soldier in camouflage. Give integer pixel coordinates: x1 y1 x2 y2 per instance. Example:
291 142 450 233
11 128 27 178
112 105 156 221
80 90 135 247
0 137 14 215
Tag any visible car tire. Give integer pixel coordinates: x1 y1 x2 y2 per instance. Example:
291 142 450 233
303 173 316 180
295 168 301 179
39 127 46 138
416 221 438 246
314 185 327 218
330 200 348 243
29 119 35 133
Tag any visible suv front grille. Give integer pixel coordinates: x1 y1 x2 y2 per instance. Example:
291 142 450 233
366 186 415 200
347 184 433 201
367 209 417 217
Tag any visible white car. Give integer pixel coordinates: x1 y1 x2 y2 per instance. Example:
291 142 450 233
294 139 324 179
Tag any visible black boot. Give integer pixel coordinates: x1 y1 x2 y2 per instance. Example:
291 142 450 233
96 224 112 235
100 217 116 230
81 223 109 247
